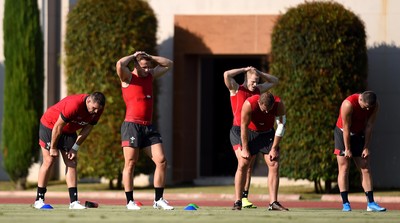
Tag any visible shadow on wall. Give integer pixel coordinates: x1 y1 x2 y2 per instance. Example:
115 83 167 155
368 43 399 92
153 36 174 131
154 36 174 184
0 62 9 180
367 43 400 187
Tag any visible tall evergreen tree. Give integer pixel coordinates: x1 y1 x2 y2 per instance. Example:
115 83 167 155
2 0 44 189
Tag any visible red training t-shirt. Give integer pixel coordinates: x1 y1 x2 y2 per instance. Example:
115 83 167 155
40 94 102 134
122 72 153 125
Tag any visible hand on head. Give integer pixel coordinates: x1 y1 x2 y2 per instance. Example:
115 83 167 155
244 66 254 72
133 51 150 58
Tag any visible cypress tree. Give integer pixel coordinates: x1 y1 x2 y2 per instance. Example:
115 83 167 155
2 0 44 189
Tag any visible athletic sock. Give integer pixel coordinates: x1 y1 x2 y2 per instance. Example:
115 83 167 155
36 187 47 201
340 191 349 204
155 187 164 201
365 191 375 203
125 191 134 204
242 190 249 199
68 187 78 203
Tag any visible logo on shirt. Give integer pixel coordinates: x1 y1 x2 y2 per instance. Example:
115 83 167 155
71 120 89 126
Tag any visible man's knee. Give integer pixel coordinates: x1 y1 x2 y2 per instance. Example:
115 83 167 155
65 160 77 168
155 158 167 169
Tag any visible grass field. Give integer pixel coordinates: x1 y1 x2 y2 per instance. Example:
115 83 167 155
0 204 398 223
1 181 399 223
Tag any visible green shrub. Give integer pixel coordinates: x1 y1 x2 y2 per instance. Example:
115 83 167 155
64 0 157 188
270 1 367 192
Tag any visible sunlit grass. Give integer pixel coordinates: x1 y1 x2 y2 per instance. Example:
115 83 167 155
0 204 398 223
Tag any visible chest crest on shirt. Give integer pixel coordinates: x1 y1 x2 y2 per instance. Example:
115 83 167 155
72 116 89 126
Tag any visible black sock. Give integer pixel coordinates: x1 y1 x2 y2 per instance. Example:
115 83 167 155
242 190 249 199
36 187 47 201
340 191 349 204
155 187 164 201
365 191 374 203
68 187 78 203
125 191 134 204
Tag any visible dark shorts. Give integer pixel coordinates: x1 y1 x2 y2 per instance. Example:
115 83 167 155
230 125 275 156
333 126 365 157
38 123 77 152
121 121 162 149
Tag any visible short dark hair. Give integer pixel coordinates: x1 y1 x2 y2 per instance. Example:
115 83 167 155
136 54 152 62
361 91 377 106
259 91 275 108
90 92 106 106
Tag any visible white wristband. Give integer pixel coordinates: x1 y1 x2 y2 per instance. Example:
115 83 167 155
72 143 79 151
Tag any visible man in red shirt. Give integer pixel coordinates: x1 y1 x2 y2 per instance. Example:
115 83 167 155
224 67 278 210
34 92 105 210
334 91 385 212
240 92 288 211
116 51 174 210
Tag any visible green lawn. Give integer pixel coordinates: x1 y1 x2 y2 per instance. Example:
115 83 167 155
1 181 399 223
0 204 398 223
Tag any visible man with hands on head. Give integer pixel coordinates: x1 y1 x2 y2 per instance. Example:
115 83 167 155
116 51 174 210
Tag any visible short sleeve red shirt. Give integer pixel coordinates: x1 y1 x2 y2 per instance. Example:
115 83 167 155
40 94 102 134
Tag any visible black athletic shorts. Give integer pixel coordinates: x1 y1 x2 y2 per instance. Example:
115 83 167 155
38 123 77 152
333 126 365 157
229 126 241 147
121 121 162 148
230 125 275 155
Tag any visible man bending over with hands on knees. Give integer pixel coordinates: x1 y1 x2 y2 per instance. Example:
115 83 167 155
34 92 106 210
334 91 386 212
237 91 288 211
224 66 279 209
